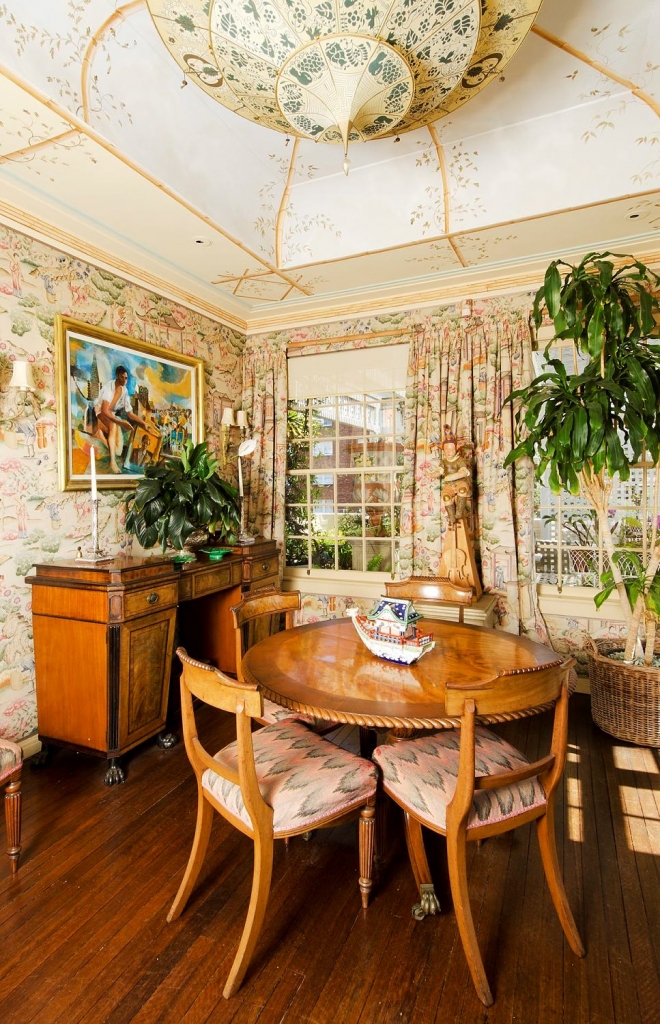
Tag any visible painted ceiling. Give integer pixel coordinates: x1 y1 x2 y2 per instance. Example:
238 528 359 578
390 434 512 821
0 0 658 332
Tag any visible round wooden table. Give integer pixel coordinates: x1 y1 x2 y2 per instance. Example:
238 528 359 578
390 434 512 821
241 616 563 731
242 615 564 919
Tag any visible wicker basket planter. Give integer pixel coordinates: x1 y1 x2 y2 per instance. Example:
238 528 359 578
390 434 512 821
586 637 660 747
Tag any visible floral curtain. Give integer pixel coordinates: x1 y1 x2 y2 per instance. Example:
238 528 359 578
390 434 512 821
399 298 548 641
242 336 288 545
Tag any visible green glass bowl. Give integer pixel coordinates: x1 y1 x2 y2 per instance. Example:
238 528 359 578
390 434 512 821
200 547 233 561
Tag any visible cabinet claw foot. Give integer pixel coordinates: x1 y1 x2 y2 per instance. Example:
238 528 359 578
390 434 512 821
31 745 52 770
104 760 125 786
412 883 440 920
156 731 177 749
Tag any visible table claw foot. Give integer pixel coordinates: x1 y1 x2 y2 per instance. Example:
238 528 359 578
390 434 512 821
156 731 177 749
104 759 125 786
412 883 440 920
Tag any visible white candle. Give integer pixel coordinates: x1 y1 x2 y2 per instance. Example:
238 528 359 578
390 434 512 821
90 444 98 501
238 456 243 498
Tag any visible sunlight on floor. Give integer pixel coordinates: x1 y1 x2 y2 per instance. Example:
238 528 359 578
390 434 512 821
566 743 583 843
612 745 660 856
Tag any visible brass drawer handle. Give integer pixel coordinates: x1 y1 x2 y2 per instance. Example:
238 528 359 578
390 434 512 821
262 563 271 571
147 592 160 605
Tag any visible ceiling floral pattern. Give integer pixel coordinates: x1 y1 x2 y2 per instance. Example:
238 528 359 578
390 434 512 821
0 0 657 324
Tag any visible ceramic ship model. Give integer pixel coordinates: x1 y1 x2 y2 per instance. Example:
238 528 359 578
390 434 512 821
347 597 435 665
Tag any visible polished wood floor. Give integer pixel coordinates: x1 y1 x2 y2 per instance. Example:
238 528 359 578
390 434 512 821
1 695 659 1024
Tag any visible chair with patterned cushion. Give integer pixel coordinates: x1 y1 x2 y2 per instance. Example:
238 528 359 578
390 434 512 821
231 589 334 733
1 738 22 874
372 658 584 1007
168 648 377 998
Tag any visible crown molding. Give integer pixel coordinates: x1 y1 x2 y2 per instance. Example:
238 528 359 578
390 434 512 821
0 199 248 333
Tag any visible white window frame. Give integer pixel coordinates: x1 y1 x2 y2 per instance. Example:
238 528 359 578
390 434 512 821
284 390 406 583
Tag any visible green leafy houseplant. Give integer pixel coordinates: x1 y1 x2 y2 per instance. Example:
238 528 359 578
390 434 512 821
125 439 240 552
505 251 660 667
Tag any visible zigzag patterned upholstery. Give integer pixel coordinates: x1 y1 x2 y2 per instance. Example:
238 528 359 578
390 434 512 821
1 737 22 873
169 649 377 1000
373 727 547 832
205 718 377 834
372 658 584 1008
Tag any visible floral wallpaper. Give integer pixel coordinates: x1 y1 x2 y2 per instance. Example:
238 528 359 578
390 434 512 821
0 224 244 743
249 298 630 673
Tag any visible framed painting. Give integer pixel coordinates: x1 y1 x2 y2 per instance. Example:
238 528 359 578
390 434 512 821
55 315 204 491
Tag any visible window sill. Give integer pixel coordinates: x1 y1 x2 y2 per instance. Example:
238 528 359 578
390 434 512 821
283 567 393 600
537 585 625 621
283 573 628 623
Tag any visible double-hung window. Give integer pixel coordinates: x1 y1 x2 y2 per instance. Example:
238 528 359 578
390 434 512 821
533 337 657 591
285 345 408 577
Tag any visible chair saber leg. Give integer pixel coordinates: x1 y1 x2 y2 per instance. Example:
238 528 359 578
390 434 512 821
167 790 213 922
536 810 585 957
223 832 274 999
446 829 493 1007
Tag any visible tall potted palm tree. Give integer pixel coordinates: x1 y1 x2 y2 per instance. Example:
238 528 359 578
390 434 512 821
505 251 660 744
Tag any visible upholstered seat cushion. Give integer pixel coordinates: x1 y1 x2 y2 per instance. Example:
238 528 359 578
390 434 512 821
0 738 22 783
203 720 377 835
373 727 546 832
259 697 302 725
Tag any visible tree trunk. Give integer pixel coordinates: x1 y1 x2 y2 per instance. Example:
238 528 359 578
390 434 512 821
644 616 657 666
624 542 660 662
579 467 632 625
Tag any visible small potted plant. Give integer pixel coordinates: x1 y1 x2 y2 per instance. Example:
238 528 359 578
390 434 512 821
505 251 660 745
125 439 240 555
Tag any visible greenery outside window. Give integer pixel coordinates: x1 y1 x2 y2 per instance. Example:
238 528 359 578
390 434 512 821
286 392 405 574
533 339 657 590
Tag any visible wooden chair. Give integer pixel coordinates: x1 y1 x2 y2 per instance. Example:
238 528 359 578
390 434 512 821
169 648 378 998
372 658 584 1007
230 589 334 732
1 738 22 873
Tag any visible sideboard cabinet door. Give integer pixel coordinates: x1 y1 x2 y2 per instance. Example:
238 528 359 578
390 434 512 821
113 608 177 753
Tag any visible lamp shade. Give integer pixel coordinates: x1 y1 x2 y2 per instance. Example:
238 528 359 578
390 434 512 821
10 360 35 391
236 410 248 429
221 407 236 427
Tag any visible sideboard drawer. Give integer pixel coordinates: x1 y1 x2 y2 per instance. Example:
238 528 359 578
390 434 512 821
251 557 278 584
123 581 179 620
192 561 241 598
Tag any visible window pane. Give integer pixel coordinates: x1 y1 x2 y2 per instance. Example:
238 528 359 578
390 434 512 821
365 438 394 466
365 541 393 572
286 474 308 503
286 538 309 567
311 439 336 468
284 388 403 574
287 441 309 470
311 398 336 436
337 472 360 503
337 508 363 537
338 395 364 435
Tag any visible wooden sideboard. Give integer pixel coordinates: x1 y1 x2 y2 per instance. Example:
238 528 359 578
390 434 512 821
28 539 279 784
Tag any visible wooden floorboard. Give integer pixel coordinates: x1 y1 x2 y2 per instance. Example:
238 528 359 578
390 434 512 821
2 695 659 1024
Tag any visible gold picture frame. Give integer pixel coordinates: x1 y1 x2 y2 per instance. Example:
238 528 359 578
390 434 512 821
55 315 204 491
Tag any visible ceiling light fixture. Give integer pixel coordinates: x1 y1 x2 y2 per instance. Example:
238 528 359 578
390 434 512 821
148 2 541 172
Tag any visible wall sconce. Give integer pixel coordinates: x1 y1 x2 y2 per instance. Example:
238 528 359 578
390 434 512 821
1 359 41 456
221 407 249 466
